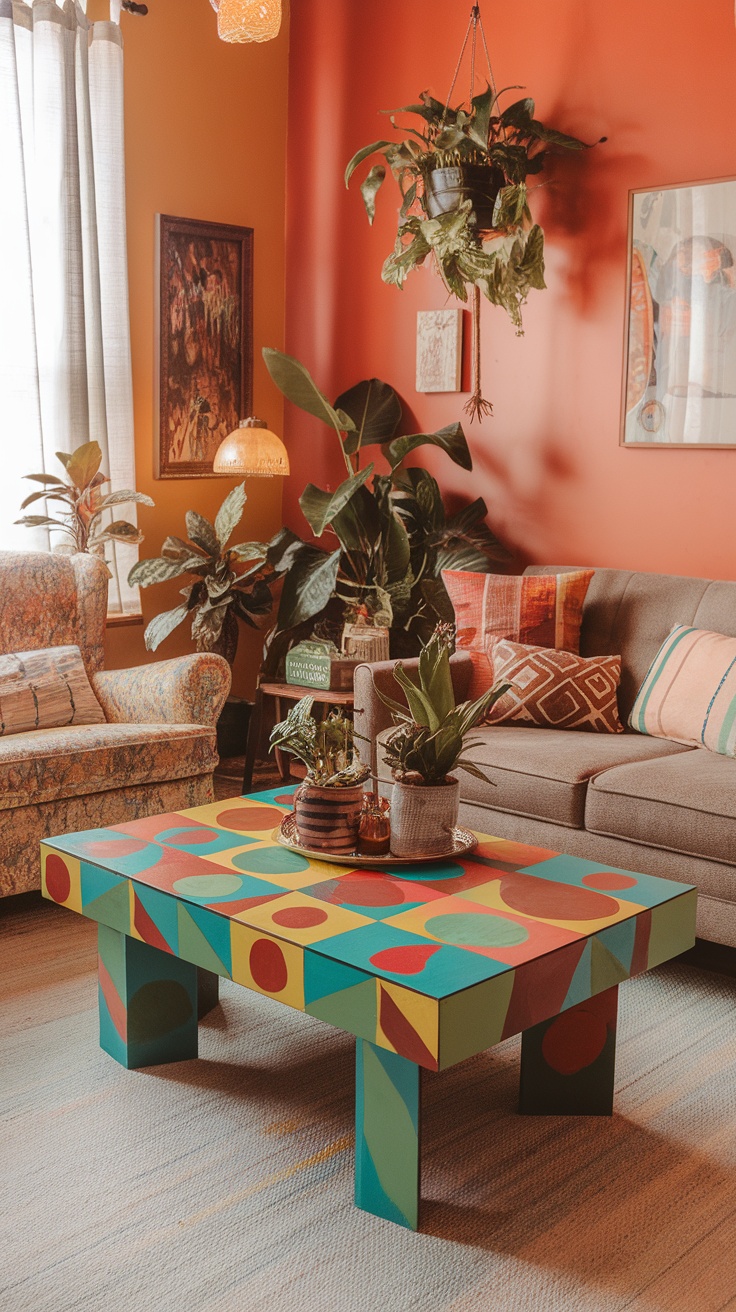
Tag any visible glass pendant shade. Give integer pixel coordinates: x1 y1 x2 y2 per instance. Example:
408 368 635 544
213 0 282 43
213 417 290 478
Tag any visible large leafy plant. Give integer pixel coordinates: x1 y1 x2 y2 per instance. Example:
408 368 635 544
346 86 593 329
262 347 509 671
128 483 304 665
269 697 369 788
378 625 510 784
16 441 153 571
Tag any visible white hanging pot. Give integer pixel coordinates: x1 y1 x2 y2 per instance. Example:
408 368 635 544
389 777 460 858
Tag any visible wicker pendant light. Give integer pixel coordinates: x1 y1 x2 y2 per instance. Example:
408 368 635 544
213 417 290 477
211 0 282 43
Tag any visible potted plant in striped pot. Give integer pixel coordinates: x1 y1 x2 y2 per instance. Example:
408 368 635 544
269 698 370 854
378 625 510 857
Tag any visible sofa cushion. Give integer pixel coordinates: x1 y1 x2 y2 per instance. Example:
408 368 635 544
441 568 594 699
376 725 690 829
487 638 624 733
630 624 736 755
0 646 105 737
586 749 736 864
0 721 218 812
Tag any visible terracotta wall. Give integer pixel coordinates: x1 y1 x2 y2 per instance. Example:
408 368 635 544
284 0 736 581
99 0 289 695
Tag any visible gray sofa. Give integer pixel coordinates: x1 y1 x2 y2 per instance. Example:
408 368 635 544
354 565 736 948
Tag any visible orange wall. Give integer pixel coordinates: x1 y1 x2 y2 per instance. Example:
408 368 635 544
100 0 289 695
284 0 736 580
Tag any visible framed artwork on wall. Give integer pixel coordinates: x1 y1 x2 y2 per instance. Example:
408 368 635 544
155 214 253 478
621 176 736 447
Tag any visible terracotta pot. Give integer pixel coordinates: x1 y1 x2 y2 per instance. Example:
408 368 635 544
294 781 364 854
425 164 505 233
390 777 460 858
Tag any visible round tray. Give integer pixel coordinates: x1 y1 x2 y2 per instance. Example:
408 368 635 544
274 812 477 867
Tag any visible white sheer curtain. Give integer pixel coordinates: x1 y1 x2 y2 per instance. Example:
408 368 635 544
0 0 138 613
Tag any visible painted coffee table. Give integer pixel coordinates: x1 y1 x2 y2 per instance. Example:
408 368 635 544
41 786 697 1231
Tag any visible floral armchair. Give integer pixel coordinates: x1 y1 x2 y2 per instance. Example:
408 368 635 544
0 551 231 896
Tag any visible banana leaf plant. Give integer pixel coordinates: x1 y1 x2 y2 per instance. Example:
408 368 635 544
261 347 510 674
345 85 596 330
15 440 153 573
128 483 306 666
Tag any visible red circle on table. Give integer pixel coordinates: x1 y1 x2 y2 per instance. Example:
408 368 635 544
217 806 280 832
500 872 619 921
87 837 148 858
271 906 328 929
45 854 71 904
582 872 638 891
541 1009 608 1075
337 874 405 908
249 938 288 992
369 944 440 975
165 828 218 845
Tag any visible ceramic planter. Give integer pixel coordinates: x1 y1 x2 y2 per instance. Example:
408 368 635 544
390 777 460 858
425 164 505 233
294 781 365 854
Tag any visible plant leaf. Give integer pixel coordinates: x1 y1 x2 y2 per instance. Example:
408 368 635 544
214 482 246 548
384 422 472 472
89 521 145 546
22 473 67 487
143 603 189 652
19 490 71 510
299 465 374 537
276 548 340 630
360 164 386 224
335 378 402 455
263 347 356 433
128 554 203 587
344 139 392 187
185 510 219 555
230 540 267 563
65 441 103 492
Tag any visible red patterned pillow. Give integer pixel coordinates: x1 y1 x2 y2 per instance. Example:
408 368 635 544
441 569 594 699
487 638 624 733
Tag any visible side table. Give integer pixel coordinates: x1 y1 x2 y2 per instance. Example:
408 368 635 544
242 680 355 791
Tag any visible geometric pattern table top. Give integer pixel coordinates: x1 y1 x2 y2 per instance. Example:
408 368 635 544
41 785 697 1073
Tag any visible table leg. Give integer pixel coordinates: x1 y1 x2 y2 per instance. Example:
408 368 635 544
242 686 264 793
519 984 619 1116
197 967 220 1019
355 1039 421 1230
97 924 198 1069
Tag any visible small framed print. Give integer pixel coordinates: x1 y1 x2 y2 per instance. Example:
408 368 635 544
155 214 253 477
622 176 736 447
416 309 463 393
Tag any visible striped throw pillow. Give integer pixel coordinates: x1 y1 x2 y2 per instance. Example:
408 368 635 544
0 646 105 737
630 624 736 755
487 638 624 733
442 569 594 699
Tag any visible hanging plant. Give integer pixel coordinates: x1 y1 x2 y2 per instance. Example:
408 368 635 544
345 5 602 419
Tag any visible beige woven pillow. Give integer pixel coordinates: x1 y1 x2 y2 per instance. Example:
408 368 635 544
0 646 105 736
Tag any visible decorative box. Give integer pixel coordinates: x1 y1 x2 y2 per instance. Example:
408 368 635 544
285 641 358 691
341 623 390 663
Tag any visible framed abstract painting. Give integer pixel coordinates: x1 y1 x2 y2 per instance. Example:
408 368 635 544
155 214 253 477
621 176 736 447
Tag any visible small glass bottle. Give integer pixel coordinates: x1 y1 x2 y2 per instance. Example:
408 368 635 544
358 792 391 857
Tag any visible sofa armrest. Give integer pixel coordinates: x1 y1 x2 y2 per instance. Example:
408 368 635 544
92 654 231 727
353 651 473 778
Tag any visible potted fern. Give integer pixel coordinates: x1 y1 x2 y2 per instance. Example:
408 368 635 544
269 698 370 854
379 625 509 856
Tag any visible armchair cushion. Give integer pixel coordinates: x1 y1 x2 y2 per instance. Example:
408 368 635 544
0 646 105 736
0 721 218 812
92 654 231 726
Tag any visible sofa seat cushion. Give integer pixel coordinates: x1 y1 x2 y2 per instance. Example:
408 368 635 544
586 749 736 864
0 722 218 812
376 725 691 829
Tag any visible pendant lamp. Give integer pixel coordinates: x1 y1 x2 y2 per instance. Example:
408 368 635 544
210 0 282 43
213 417 290 477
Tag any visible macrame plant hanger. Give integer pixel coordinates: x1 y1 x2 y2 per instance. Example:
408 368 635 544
442 4 500 422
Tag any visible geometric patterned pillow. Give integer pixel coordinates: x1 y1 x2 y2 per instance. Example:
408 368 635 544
630 623 736 755
486 638 624 733
0 645 106 736
442 568 594 700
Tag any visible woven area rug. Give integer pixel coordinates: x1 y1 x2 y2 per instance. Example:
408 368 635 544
2 893 735 1312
